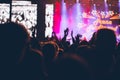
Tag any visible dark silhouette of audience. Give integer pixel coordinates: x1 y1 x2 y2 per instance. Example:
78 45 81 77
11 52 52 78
90 28 117 80
0 22 120 80
48 54 93 80
0 22 45 80
0 22 30 80
41 41 59 75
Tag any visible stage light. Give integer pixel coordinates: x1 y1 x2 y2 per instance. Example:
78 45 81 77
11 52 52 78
104 0 108 11
93 4 97 10
104 0 107 3
109 4 111 6
119 0 120 12
76 0 79 3
60 0 68 37
70 2 83 38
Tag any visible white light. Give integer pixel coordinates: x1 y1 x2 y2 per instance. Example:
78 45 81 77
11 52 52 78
45 4 54 38
109 4 111 6
12 1 32 5
104 0 107 2
76 0 79 3
93 4 96 6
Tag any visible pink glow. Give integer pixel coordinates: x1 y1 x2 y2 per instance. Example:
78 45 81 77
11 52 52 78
53 1 61 34
53 1 120 41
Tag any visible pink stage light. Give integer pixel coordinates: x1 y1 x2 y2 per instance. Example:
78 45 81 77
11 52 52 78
53 1 61 34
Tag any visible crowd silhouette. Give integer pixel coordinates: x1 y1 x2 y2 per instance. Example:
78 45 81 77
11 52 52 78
0 22 120 80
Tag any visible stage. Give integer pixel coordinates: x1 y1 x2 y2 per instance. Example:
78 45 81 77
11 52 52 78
45 0 120 41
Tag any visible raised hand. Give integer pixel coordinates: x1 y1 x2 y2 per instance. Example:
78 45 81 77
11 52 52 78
64 28 69 36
